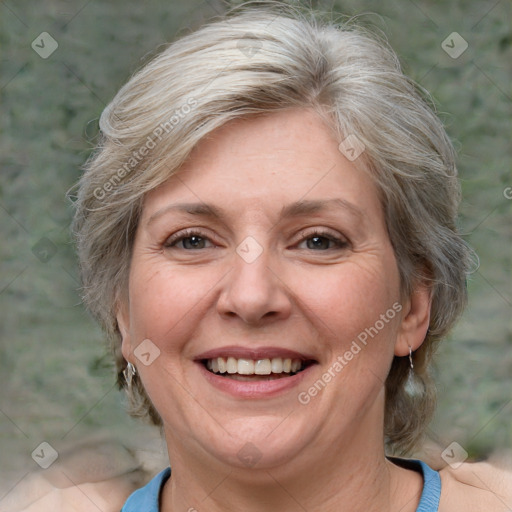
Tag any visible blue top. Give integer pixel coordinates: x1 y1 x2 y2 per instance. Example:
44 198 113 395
121 459 441 511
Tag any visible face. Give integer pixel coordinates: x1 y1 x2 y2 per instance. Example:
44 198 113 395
118 108 428 471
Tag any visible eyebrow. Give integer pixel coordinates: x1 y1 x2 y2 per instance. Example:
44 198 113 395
146 198 364 226
279 198 364 221
147 202 226 226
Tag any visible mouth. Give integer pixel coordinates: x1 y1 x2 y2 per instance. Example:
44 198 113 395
202 357 316 381
194 346 318 396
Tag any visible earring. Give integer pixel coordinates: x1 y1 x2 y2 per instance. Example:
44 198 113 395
404 345 421 396
123 362 137 387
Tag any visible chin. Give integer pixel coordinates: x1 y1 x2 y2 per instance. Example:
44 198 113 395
195 414 316 471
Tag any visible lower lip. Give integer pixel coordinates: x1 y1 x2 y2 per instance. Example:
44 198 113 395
197 362 314 399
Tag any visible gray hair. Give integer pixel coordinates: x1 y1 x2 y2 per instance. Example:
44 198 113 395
72 3 472 454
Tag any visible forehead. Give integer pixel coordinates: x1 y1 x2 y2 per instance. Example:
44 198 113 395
142 108 381 223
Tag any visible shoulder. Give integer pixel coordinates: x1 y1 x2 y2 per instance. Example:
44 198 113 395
438 460 512 512
0 437 159 512
2 473 145 512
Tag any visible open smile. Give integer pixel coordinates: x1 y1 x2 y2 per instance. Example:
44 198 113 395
203 356 315 380
195 347 318 397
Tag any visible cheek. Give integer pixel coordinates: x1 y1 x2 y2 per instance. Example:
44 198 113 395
298 257 400 338
294 259 402 409
126 259 221 350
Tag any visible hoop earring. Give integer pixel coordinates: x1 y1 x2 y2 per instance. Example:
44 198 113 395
123 362 137 388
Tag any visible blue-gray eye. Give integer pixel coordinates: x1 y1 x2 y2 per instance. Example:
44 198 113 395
165 230 213 250
180 235 207 249
307 236 332 250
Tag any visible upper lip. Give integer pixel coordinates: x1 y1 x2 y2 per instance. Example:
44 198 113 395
195 346 317 362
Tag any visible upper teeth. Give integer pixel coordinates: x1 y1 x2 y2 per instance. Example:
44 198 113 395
206 357 303 375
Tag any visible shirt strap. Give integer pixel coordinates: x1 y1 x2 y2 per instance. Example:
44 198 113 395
121 467 171 512
387 457 441 512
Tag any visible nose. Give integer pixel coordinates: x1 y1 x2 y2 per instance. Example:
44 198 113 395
216 245 292 326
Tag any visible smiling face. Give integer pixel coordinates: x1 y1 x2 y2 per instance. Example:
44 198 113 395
117 108 429 471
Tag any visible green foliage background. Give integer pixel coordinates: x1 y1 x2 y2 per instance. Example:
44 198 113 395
1 0 510 486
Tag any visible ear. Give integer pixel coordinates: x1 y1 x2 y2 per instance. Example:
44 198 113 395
394 282 432 357
116 298 134 363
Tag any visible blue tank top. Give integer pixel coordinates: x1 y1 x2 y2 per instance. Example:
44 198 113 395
121 459 441 511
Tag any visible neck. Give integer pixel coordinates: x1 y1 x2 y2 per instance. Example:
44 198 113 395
160 411 422 512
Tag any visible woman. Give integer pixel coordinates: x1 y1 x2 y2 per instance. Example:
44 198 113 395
71 3 511 511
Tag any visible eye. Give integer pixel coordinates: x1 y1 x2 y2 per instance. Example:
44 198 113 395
297 230 348 251
164 229 214 250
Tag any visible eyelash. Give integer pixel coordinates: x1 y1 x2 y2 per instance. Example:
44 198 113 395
296 229 349 250
164 229 215 250
164 228 348 251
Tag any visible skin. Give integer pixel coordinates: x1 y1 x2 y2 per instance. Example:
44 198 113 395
9 109 510 512
117 107 433 512
7 449 511 511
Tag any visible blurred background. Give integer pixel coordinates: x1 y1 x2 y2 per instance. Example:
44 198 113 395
1 0 511 495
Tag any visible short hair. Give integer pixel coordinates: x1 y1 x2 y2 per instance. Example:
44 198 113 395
72 3 472 454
